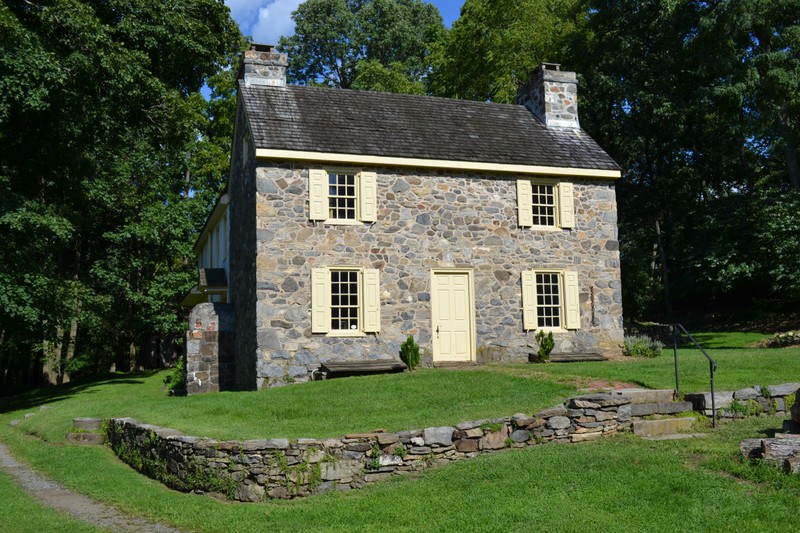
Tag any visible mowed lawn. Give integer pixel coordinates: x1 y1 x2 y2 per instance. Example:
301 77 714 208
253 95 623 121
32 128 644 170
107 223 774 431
1 333 799 532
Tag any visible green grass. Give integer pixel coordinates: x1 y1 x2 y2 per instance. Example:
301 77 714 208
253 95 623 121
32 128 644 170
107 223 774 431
0 469 101 533
1 333 799 532
1 413 798 532
3 369 576 442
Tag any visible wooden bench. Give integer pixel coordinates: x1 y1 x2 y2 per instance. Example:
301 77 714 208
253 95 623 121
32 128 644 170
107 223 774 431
549 353 607 363
319 360 407 378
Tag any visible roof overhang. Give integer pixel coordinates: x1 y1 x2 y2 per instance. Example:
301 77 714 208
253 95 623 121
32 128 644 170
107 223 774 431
255 149 621 179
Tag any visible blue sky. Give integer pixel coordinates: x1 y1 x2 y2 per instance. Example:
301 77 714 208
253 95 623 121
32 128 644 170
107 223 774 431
225 0 464 45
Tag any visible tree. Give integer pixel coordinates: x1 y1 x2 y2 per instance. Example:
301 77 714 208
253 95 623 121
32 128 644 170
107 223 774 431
278 0 445 92
0 0 242 391
430 0 583 103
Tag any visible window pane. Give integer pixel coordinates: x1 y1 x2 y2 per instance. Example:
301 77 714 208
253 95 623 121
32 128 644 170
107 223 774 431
330 269 360 331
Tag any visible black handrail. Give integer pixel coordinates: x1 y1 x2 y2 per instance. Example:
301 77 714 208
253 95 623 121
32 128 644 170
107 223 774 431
672 324 718 428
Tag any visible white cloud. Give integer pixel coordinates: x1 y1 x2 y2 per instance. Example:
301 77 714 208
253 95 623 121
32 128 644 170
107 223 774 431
227 0 303 45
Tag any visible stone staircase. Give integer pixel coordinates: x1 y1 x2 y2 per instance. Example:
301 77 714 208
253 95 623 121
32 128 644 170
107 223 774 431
610 388 699 439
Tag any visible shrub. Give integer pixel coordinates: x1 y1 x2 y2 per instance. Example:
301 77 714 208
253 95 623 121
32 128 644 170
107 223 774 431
163 356 186 393
399 335 420 371
535 330 555 362
623 334 664 358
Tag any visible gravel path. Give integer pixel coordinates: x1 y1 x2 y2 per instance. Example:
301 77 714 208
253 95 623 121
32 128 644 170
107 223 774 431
0 442 185 533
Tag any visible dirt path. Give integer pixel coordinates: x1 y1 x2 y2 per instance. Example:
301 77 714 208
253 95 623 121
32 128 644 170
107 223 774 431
0 442 185 533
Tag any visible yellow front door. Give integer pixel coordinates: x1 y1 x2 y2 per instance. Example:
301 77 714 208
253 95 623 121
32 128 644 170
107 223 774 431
431 271 474 362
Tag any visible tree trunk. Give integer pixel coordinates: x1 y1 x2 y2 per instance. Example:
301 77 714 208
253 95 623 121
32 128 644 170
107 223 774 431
42 323 64 386
655 219 673 322
781 111 800 188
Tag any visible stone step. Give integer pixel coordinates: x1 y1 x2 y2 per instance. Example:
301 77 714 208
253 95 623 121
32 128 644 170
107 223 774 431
631 401 694 417
73 417 103 431
610 388 675 405
632 417 696 437
66 432 105 445
549 353 607 363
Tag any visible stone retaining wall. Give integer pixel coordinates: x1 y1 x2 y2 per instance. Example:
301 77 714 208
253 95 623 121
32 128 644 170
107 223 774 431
685 383 798 418
107 393 631 502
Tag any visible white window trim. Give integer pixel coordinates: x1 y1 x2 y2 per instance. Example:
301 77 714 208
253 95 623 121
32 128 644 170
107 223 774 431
517 178 575 230
309 168 377 225
521 269 581 331
311 266 381 337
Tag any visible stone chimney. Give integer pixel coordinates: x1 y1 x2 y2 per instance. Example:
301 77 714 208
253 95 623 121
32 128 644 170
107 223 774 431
516 63 579 129
241 44 287 87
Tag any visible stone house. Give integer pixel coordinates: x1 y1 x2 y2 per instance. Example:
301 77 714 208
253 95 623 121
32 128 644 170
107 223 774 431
182 44 623 391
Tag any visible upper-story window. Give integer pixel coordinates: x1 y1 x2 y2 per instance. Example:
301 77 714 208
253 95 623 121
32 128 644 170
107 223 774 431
309 169 377 224
517 179 575 229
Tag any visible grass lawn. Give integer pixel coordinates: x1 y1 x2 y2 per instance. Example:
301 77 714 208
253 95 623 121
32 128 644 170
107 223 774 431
0 332 798 532
0 469 101 533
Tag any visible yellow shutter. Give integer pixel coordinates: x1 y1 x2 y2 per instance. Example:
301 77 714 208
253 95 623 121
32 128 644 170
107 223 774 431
564 270 581 330
558 182 575 229
311 267 330 333
359 171 377 222
521 271 537 330
517 179 533 228
363 269 381 332
308 169 327 220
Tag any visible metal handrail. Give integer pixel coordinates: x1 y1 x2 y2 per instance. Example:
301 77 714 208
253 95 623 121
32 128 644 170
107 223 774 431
672 324 718 428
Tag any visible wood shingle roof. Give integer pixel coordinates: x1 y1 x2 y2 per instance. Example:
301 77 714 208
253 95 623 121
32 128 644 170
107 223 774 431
240 84 619 172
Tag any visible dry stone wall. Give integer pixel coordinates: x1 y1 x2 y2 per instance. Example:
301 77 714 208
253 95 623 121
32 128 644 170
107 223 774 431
247 162 623 387
685 383 799 418
107 393 631 502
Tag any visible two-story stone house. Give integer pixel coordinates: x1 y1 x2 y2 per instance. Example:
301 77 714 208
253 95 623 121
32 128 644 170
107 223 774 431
184 44 623 391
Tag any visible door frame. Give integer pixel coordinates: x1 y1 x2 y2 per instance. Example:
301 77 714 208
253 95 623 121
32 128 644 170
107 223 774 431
430 268 476 363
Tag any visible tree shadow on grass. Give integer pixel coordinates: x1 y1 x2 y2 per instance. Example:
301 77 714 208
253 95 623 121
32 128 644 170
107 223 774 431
0 371 159 414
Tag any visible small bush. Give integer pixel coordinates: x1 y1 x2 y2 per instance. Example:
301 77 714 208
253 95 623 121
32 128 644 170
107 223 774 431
535 330 555 362
163 357 186 393
399 335 420 371
623 334 664 358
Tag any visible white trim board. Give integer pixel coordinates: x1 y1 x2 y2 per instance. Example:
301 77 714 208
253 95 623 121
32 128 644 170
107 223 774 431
255 149 621 179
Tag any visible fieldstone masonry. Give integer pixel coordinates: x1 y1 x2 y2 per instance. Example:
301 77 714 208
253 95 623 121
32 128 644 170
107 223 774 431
516 63 580 129
185 303 236 394
236 164 624 388
107 393 632 502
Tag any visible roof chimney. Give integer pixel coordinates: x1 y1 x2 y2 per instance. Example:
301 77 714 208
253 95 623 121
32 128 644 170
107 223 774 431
242 44 287 87
516 63 579 129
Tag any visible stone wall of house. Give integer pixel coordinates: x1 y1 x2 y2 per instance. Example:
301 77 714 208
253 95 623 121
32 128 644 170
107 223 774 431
228 103 258 390
251 162 623 387
107 393 631 502
185 303 236 394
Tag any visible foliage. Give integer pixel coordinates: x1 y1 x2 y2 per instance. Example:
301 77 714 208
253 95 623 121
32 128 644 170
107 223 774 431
535 330 555 362
727 399 763 417
622 335 664 358
430 0 583 102
163 357 187 393
564 0 800 321
0 0 243 391
278 0 446 92
399 335 421 371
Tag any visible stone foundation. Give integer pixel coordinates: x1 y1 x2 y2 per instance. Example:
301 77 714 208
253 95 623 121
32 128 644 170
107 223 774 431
107 393 631 502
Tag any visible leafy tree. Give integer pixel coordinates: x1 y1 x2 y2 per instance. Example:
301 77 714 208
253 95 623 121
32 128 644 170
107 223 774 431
278 0 445 92
0 0 242 391
430 0 583 102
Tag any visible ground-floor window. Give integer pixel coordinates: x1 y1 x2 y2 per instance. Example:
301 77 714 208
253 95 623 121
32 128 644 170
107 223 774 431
521 270 581 330
311 267 380 335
